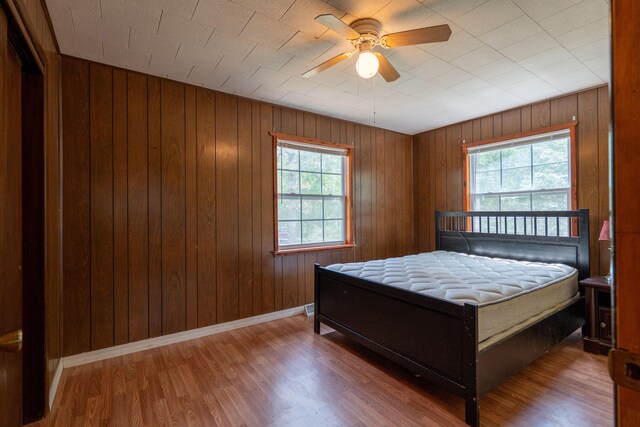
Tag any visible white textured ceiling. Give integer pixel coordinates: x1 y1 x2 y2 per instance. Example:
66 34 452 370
46 0 610 134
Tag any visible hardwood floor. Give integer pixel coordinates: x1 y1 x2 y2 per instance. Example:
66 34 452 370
34 315 612 426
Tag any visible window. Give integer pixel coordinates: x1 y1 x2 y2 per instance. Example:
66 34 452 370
463 124 577 235
273 134 354 254
466 126 575 212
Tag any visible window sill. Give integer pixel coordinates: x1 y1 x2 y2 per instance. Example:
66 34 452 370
273 243 356 256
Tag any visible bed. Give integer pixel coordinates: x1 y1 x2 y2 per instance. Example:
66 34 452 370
313 210 589 426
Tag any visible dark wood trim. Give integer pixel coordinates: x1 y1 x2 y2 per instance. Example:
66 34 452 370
38 0 60 52
0 0 45 72
1 1 48 422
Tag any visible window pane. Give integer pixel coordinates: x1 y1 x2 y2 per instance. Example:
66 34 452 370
322 154 342 174
324 220 344 241
501 194 531 211
474 195 499 211
532 192 568 210
505 217 515 234
324 197 344 219
300 151 321 172
488 216 498 233
475 170 500 193
278 221 301 245
476 151 500 171
501 146 530 168
559 218 570 237
300 172 321 195
280 170 299 194
533 139 568 165
276 139 350 248
301 220 323 244
542 217 570 237
280 147 299 170
479 217 489 232
533 163 569 189
546 218 558 236
277 146 282 169
322 174 343 195
301 198 322 220
502 166 531 191
278 197 300 221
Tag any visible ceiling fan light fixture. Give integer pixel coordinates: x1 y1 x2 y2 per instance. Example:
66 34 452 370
356 50 379 79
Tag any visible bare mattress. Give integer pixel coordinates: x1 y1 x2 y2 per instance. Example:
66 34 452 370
325 251 578 350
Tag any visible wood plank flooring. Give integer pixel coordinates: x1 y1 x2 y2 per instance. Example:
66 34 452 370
35 316 612 426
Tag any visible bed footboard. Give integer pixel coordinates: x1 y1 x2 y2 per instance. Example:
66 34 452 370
314 264 480 425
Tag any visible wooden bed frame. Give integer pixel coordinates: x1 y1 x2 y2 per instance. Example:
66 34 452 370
314 209 589 426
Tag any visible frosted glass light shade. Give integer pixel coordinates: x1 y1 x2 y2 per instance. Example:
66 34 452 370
356 50 379 79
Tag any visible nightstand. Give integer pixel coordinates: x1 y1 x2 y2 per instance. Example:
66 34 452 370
580 276 612 355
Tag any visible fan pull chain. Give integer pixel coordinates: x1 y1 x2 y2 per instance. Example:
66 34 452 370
373 74 377 124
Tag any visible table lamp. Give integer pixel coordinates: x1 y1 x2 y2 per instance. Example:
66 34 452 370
599 220 610 282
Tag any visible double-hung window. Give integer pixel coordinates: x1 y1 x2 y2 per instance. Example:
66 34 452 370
273 134 353 254
464 124 576 235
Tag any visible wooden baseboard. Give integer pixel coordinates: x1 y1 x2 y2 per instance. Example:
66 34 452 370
63 306 304 368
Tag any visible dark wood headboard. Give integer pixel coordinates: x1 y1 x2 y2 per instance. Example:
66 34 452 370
435 209 590 280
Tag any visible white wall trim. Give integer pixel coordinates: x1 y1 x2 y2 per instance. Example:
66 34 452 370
48 359 63 409
62 306 304 368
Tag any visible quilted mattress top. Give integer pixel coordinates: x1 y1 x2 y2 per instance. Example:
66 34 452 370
325 250 577 306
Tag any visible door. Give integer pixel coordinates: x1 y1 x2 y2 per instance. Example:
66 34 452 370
611 0 640 425
0 6 23 427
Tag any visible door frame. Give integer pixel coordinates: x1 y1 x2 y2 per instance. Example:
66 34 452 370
1 0 47 423
611 0 640 425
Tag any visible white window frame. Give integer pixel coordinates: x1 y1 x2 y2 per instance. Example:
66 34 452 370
463 123 577 214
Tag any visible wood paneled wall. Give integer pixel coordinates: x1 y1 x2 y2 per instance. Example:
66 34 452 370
61 56 415 356
9 0 62 404
414 86 610 277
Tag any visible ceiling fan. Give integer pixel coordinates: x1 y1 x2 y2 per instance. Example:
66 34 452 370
302 14 452 82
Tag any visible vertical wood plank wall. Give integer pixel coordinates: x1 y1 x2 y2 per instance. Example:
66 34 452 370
414 86 610 277
61 56 415 356
11 0 62 400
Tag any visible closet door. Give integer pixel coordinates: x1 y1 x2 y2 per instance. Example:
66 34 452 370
0 5 24 427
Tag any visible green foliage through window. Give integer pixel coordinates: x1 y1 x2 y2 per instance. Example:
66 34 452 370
469 132 571 216
276 140 348 248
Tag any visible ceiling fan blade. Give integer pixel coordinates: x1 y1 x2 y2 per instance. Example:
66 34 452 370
302 52 354 78
374 52 400 82
381 24 452 48
315 14 361 40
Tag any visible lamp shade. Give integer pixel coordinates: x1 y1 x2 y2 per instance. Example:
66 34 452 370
599 220 610 241
356 50 379 79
